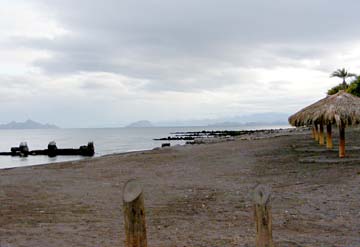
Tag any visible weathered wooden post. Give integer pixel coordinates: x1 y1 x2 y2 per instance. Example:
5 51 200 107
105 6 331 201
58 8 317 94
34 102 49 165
123 179 147 247
253 185 274 247
318 123 324 145
339 124 345 158
311 126 315 139
326 124 333 149
314 124 319 141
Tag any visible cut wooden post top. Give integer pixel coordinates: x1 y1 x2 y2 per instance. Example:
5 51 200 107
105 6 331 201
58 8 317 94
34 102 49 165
123 179 143 202
253 185 271 205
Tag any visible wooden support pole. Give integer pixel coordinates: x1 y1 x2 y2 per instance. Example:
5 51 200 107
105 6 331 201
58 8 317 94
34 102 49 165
318 123 324 145
311 127 315 139
326 124 333 149
339 124 345 158
253 185 274 247
314 124 319 141
123 179 147 247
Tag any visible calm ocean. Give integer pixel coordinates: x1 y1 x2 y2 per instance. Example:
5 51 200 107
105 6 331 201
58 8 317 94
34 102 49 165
0 125 289 169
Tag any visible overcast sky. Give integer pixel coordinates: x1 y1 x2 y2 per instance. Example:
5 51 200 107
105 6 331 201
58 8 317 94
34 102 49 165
1 0 360 127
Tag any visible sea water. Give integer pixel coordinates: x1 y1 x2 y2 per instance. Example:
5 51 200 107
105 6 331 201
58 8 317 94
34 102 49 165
0 125 290 169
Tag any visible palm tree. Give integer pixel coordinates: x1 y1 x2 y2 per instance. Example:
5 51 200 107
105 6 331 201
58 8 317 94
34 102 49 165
330 68 356 89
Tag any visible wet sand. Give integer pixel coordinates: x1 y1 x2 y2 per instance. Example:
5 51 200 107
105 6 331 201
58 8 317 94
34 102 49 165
0 128 359 247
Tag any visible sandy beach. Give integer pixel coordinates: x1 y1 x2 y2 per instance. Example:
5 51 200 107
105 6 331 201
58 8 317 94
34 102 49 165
0 128 359 247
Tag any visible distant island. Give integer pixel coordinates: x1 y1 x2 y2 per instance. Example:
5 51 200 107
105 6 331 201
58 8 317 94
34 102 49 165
0 120 59 129
126 120 154 128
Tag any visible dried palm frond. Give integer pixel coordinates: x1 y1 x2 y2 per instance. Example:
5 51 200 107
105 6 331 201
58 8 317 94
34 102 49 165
288 91 360 127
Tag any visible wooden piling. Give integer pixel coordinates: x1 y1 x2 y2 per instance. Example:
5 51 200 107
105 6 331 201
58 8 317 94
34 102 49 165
311 127 315 139
253 185 274 247
339 124 345 158
326 124 333 149
319 123 324 145
314 124 319 141
123 179 147 247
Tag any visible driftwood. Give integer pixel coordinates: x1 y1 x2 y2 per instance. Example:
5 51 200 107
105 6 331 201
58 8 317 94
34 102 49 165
0 142 95 157
123 179 147 247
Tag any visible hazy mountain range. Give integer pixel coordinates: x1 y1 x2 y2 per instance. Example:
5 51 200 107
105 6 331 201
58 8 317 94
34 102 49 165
1 113 290 129
126 112 290 127
0 120 59 129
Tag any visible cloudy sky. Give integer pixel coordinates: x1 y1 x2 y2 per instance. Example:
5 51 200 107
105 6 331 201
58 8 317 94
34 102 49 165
1 0 360 127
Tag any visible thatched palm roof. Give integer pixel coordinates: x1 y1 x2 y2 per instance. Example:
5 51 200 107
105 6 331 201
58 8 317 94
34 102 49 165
289 91 360 127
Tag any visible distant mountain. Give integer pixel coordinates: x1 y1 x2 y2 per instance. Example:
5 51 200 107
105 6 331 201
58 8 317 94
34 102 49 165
155 112 290 127
0 120 59 129
126 120 153 128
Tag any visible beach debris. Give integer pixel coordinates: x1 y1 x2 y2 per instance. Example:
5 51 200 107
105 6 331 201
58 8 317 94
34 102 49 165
0 142 95 157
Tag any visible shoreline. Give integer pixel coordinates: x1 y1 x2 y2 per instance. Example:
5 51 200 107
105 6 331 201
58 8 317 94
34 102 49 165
0 127 300 171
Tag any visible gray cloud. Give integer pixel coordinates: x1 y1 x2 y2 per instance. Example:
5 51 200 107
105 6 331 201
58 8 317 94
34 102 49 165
2 0 360 126
12 0 360 93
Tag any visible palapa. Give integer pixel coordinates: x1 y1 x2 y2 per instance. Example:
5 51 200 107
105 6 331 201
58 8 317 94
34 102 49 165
288 90 360 158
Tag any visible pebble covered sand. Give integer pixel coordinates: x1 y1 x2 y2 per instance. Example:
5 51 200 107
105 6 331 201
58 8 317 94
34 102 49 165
0 127 359 247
